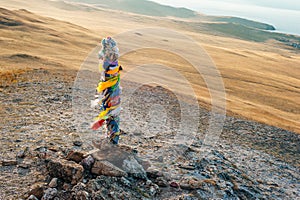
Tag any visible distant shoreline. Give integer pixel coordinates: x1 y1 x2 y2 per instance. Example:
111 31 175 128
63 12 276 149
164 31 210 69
151 0 300 36
198 12 300 37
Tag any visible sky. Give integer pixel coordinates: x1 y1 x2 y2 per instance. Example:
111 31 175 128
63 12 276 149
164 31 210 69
151 0 300 35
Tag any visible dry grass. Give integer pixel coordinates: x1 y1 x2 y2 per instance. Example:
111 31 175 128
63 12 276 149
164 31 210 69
0 7 98 73
0 0 299 133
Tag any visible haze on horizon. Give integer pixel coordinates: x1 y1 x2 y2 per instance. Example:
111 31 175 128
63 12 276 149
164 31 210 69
151 0 300 35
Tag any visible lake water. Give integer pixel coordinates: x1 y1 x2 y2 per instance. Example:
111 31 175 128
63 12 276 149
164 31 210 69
151 0 300 36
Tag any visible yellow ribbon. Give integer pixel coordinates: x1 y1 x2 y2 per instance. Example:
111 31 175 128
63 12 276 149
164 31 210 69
99 63 104 72
97 74 120 92
95 105 120 120
107 66 120 75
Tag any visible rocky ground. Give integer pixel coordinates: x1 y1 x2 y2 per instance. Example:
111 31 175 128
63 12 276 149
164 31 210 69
0 68 299 199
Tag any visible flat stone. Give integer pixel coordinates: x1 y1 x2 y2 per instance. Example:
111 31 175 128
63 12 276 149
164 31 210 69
91 160 127 177
27 182 46 199
48 178 58 188
170 181 180 188
155 177 168 187
27 195 38 200
146 169 164 179
73 141 83 147
178 164 195 170
35 146 47 153
48 147 59 152
122 155 147 179
180 177 217 190
18 163 30 169
47 159 83 184
180 183 194 190
66 151 84 163
1 160 18 166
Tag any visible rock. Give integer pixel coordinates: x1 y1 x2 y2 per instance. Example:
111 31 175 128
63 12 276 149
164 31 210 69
145 180 160 197
73 141 83 147
81 155 95 170
180 177 216 190
82 178 88 184
216 180 227 190
66 151 84 163
121 177 132 187
48 178 58 188
194 189 214 200
63 183 72 191
35 146 47 153
27 195 38 200
17 150 26 158
155 177 168 187
91 160 127 177
146 169 164 179
1 160 17 166
180 183 194 190
235 186 260 199
37 152 48 160
18 162 31 169
146 179 152 186
212 150 226 160
180 178 200 190
42 188 58 200
12 98 22 103
48 147 59 152
178 164 195 170
27 182 46 199
47 159 83 184
72 183 90 200
170 181 180 188
72 182 86 193
122 155 147 179
149 185 158 196
74 191 89 200
218 172 232 181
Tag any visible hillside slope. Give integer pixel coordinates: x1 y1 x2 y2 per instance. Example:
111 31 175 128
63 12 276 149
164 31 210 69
0 7 98 75
65 0 197 18
0 1 299 134
211 16 276 31
50 0 300 46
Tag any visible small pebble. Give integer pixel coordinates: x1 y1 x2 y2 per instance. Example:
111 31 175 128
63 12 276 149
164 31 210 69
73 141 83 147
48 178 58 188
170 181 180 188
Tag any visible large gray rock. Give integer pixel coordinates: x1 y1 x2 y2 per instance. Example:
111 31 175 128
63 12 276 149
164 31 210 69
91 160 127 177
47 159 83 184
1 160 18 166
122 155 147 179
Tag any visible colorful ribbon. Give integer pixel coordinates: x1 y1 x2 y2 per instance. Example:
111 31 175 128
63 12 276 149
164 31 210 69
92 37 122 144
